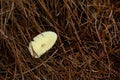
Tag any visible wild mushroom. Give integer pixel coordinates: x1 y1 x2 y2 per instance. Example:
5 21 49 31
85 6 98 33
28 31 57 58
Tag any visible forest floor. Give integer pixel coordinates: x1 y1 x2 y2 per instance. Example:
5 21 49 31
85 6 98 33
0 0 120 80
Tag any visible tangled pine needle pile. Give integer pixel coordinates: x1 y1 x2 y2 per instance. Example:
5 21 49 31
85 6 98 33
0 0 120 80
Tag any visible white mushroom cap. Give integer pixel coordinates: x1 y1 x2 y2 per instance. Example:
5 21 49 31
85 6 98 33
28 31 57 58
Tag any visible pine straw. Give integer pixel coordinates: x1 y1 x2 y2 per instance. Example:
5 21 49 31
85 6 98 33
0 0 120 80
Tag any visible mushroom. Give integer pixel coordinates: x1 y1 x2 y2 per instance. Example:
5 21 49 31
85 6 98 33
28 31 57 58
